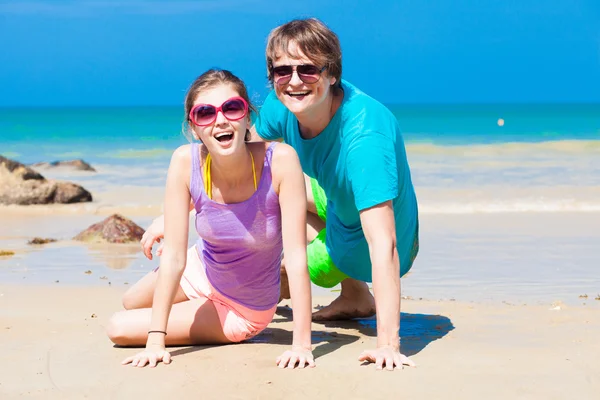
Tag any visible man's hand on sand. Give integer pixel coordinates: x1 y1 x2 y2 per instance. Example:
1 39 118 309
276 346 316 369
122 346 171 368
140 215 165 260
358 346 416 371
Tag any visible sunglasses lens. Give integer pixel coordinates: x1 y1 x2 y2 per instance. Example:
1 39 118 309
192 105 216 125
272 65 323 85
297 65 321 81
272 66 293 84
222 99 247 120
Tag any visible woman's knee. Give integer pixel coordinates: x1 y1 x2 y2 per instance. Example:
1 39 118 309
106 311 130 346
121 287 145 310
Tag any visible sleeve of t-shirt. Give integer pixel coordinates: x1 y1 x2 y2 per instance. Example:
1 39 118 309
254 90 286 141
346 130 399 211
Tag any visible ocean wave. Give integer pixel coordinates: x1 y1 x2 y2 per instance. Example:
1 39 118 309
406 140 600 156
103 148 175 159
47 151 86 159
420 199 600 214
1 152 21 159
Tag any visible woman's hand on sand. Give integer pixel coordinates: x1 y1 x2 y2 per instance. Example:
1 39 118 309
276 346 316 369
141 215 165 260
358 346 416 371
122 345 172 368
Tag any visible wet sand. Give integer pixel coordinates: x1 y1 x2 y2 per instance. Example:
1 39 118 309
1 208 599 304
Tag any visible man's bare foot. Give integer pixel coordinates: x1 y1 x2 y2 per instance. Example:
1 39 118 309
312 293 376 321
312 279 376 321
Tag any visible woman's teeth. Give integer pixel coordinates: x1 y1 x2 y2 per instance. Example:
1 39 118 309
215 132 233 142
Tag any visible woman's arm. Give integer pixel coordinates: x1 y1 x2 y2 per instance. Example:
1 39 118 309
124 145 192 368
271 143 315 369
148 145 192 336
357 201 415 370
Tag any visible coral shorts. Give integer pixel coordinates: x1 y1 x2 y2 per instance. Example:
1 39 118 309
179 246 276 343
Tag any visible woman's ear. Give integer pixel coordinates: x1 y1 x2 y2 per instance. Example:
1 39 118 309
190 126 200 141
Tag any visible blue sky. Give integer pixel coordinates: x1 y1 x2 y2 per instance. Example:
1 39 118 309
0 0 598 106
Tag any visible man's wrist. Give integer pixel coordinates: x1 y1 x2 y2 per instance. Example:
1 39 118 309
377 335 400 351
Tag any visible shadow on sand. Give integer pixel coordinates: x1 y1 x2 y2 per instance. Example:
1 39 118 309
270 305 455 357
132 305 453 361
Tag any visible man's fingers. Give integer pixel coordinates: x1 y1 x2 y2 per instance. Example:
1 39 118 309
143 240 155 260
298 356 306 369
385 356 394 371
402 355 417 367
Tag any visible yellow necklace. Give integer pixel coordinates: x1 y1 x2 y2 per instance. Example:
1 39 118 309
203 150 257 200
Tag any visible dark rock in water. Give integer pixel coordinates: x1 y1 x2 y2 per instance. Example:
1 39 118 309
53 181 93 203
28 237 58 245
31 159 96 172
0 155 93 205
0 156 44 180
73 214 145 244
0 250 15 257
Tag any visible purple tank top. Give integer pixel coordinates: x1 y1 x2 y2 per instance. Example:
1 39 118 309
190 142 282 310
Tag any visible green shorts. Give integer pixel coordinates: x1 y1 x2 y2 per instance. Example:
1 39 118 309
307 178 419 286
307 179 349 288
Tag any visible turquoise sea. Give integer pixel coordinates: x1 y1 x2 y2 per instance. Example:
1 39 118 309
2 103 599 214
1 104 599 304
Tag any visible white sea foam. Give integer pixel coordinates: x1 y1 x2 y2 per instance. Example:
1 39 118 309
406 139 600 156
419 200 600 214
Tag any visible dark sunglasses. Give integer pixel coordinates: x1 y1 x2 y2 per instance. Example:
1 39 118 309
270 64 326 85
189 97 248 127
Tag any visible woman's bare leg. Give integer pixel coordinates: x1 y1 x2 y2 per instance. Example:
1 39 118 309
106 297 230 346
122 268 189 310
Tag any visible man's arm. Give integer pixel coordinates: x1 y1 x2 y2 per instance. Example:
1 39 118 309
357 201 416 370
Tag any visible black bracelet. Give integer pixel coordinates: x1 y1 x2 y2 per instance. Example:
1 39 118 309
148 330 167 336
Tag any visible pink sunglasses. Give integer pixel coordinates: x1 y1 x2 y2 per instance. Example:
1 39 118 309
189 97 248 127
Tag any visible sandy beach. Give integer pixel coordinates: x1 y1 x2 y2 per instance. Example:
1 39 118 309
1 206 599 399
2 2 599 398
1 285 599 399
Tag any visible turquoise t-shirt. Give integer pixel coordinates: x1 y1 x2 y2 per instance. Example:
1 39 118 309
255 80 419 282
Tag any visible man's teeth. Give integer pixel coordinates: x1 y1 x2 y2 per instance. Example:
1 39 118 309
288 91 310 96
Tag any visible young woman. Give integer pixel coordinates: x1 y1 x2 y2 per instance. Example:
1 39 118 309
254 18 420 371
106 69 314 370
